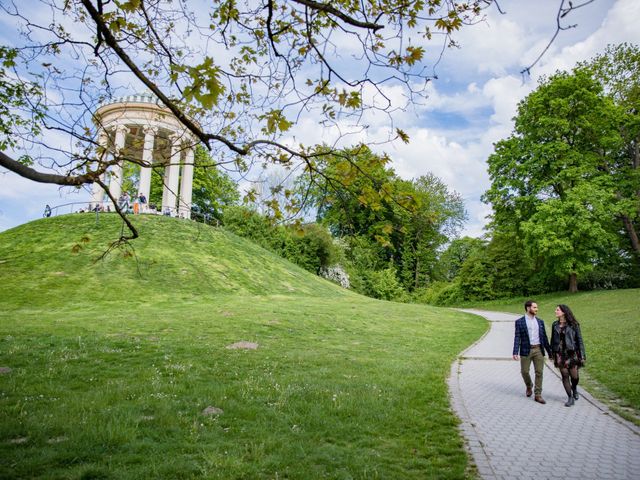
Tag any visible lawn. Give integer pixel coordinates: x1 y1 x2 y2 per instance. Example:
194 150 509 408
0 215 486 479
465 290 640 421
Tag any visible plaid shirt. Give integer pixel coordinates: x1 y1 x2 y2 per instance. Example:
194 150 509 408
513 316 552 357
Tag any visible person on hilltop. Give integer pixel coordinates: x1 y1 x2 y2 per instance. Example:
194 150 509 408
550 304 586 407
513 300 553 404
138 192 147 213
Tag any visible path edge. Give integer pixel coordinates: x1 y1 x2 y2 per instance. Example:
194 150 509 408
447 309 498 479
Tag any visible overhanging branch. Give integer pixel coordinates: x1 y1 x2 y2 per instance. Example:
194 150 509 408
0 150 104 186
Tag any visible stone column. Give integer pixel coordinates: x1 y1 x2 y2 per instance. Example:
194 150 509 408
90 130 109 209
178 146 195 219
138 126 157 211
162 135 181 215
109 124 129 205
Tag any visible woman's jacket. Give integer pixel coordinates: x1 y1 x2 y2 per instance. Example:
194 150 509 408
550 321 586 360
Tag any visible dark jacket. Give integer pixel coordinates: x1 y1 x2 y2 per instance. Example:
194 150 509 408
513 316 552 357
550 321 586 360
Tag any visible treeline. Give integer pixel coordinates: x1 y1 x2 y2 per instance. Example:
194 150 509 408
220 144 467 301
425 43 640 304
135 44 639 305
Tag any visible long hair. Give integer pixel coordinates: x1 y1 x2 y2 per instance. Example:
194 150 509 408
558 304 579 327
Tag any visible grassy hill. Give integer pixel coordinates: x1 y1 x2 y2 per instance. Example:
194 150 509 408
0 214 486 479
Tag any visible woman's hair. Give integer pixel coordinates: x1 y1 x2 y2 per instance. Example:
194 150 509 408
557 304 579 327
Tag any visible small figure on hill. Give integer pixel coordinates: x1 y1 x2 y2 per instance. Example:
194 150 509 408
550 304 586 407
43 204 52 217
118 192 131 212
513 300 552 404
138 193 147 213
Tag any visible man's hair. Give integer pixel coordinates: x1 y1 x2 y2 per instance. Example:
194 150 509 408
524 300 536 311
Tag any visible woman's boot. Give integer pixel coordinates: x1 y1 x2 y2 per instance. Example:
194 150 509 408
564 395 575 407
572 387 579 400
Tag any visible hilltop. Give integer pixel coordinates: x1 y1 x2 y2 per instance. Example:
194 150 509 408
0 214 350 310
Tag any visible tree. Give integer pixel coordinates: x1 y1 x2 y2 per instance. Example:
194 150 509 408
397 173 466 290
581 44 640 258
484 67 627 292
0 0 494 240
0 0 595 241
299 145 465 291
436 236 485 282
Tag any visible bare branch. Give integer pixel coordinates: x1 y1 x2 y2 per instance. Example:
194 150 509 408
290 0 384 31
0 151 106 186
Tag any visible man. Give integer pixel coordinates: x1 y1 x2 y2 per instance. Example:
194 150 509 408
513 300 552 404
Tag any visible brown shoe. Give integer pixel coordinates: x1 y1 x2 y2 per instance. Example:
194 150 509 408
526 387 533 397
534 396 546 404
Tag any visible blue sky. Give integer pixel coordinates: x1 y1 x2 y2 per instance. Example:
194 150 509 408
1 0 639 237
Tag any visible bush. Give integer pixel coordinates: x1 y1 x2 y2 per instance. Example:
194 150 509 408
365 266 405 301
284 223 337 273
222 207 339 275
414 281 465 306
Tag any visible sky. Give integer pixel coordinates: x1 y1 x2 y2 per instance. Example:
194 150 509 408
1 0 639 237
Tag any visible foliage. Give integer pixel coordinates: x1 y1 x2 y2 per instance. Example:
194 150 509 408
0 0 500 235
221 206 337 274
414 281 465 306
582 43 640 260
362 265 407 301
221 205 282 250
435 236 485 282
484 50 640 292
0 46 44 154
0 214 486 478
299 145 466 297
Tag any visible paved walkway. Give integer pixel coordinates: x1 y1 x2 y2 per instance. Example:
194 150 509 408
448 309 640 480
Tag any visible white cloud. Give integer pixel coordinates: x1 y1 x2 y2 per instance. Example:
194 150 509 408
1 0 638 242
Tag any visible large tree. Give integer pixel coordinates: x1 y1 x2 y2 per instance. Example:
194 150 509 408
299 145 465 290
582 43 640 257
484 65 629 292
0 0 596 240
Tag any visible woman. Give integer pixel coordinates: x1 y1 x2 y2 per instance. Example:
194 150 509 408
550 304 586 407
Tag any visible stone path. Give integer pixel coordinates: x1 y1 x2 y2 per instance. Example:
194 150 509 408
448 309 640 480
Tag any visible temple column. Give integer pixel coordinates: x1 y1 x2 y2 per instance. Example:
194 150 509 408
162 135 181 215
138 126 157 211
109 124 129 205
90 130 109 209
178 146 194 219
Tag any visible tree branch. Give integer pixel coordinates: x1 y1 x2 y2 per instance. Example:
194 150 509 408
80 0 249 155
0 150 106 186
290 0 384 31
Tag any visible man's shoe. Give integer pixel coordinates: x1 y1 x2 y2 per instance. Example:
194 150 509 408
534 396 546 404
526 387 533 397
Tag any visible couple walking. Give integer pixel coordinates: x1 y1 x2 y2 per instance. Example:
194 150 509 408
512 300 587 406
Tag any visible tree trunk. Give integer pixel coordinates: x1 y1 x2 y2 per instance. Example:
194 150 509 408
568 272 578 293
621 215 640 255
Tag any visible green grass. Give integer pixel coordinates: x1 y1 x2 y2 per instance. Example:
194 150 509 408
465 290 640 422
0 214 486 479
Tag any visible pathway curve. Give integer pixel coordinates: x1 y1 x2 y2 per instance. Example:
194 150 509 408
448 309 640 480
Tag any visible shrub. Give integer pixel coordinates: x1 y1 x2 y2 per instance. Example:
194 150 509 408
366 266 405 301
414 281 465 306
